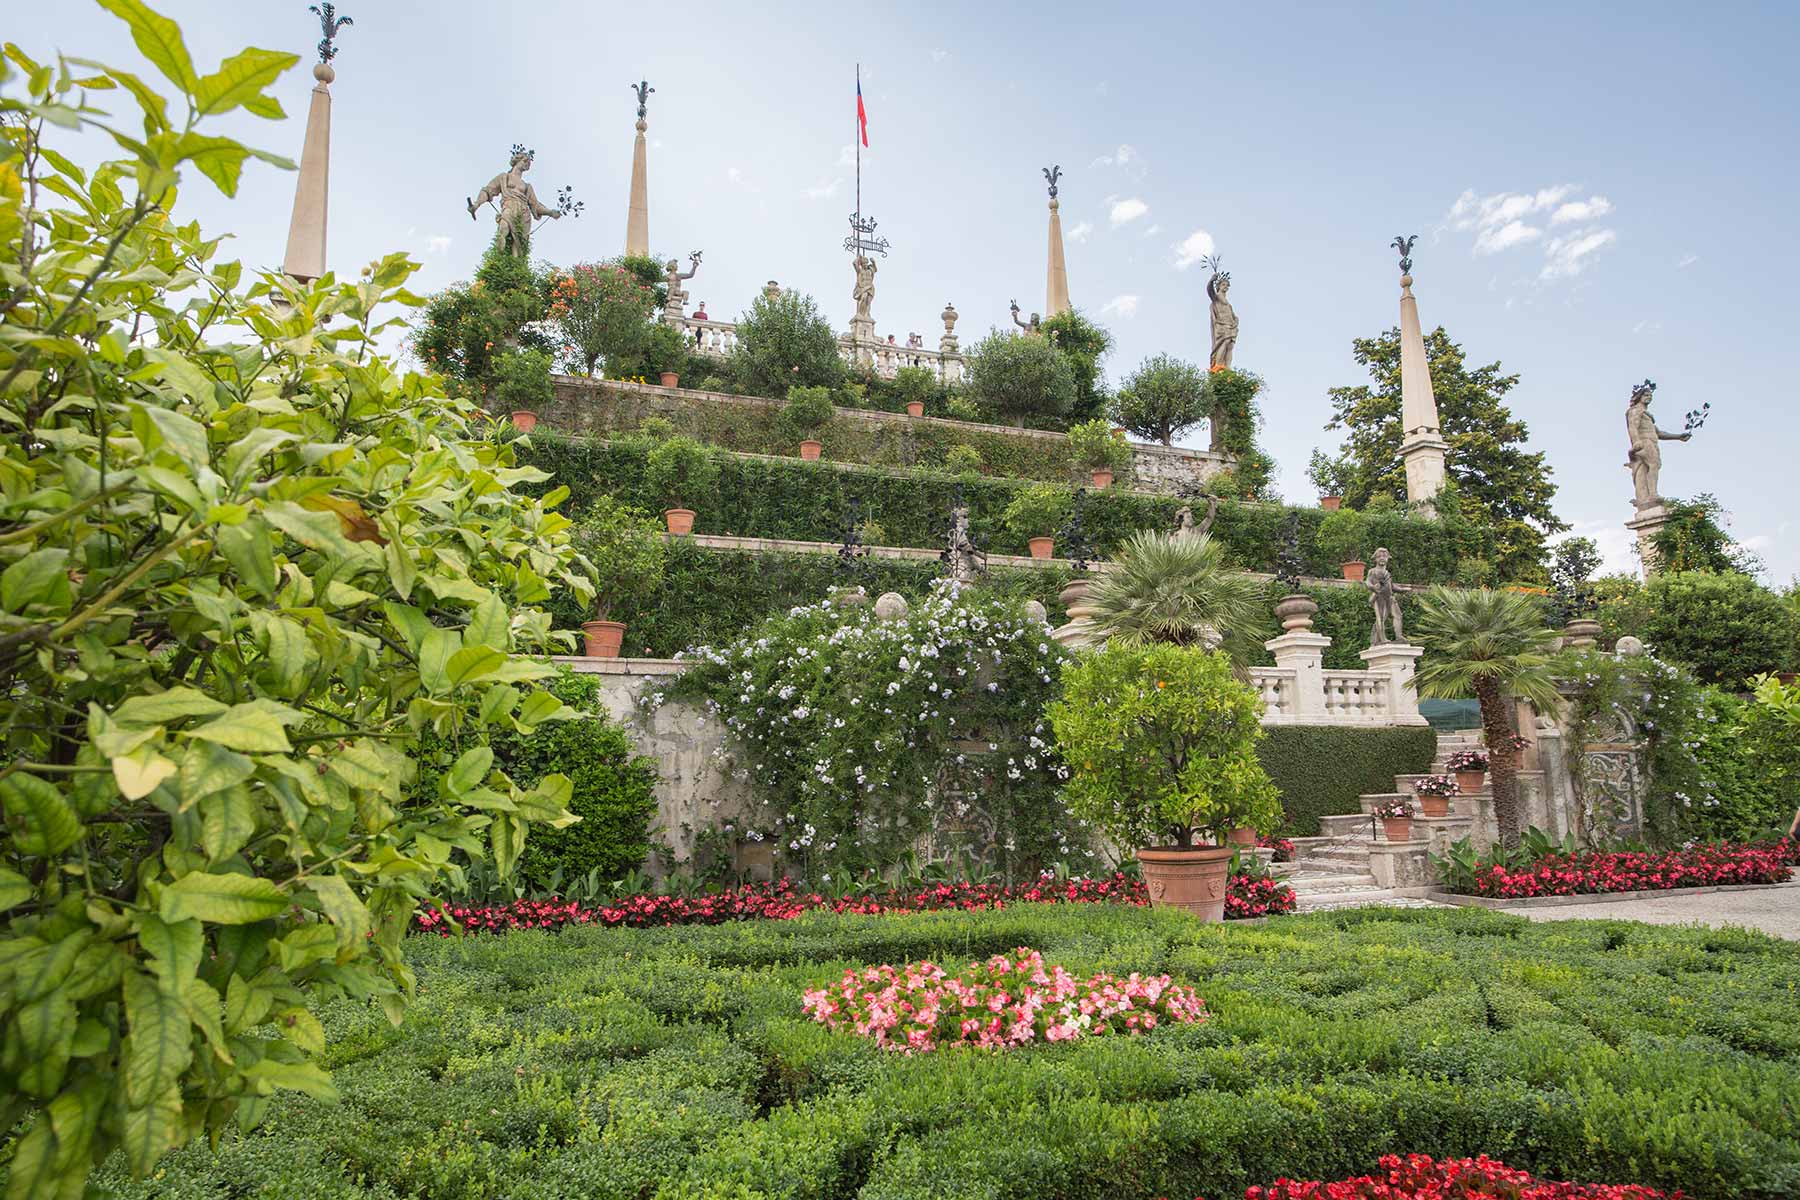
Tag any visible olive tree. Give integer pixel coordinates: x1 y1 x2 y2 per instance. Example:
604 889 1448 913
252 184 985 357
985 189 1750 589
0 14 594 1195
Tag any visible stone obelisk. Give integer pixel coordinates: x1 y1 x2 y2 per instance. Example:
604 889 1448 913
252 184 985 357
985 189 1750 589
624 81 653 257
1392 236 1448 511
283 6 353 283
1043 165 1070 318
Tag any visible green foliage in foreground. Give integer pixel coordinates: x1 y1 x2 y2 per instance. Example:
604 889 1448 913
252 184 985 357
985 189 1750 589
92 905 1800 1200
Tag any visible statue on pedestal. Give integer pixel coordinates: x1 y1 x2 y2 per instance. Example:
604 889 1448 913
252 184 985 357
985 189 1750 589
942 503 986 584
852 255 877 324
1009 300 1041 336
1625 379 1690 510
663 251 701 321
1203 255 1237 370
467 145 560 257
1366 547 1404 646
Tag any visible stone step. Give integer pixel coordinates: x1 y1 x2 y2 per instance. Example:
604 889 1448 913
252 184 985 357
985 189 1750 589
1284 870 1380 890
1318 813 1378 839
1296 888 1413 911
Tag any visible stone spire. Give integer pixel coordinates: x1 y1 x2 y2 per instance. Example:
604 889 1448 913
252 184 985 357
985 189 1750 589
1392 236 1448 511
1043 166 1070 317
283 5 353 283
624 80 653 257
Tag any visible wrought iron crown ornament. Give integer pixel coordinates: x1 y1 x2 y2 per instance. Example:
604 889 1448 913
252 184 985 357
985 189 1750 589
632 80 654 119
509 143 533 163
309 3 352 64
1631 379 1657 402
1391 234 1417 275
1042 165 1061 199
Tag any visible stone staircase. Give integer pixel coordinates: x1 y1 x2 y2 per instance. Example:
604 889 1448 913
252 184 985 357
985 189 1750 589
1278 730 1482 911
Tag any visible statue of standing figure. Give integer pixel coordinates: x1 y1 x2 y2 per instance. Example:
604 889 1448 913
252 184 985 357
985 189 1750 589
663 251 701 321
467 145 560 257
1204 255 1237 370
1366 547 1404 647
1625 379 1690 509
1009 300 1042 336
852 255 877 323
944 504 986 584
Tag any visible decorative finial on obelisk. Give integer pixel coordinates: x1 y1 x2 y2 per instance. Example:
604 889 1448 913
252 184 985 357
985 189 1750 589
625 80 653 257
1043 165 1070 318
1391 234 1447 511
282 4 353 283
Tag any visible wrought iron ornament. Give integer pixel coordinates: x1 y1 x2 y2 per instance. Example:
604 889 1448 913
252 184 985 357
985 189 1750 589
1042 165 1061 199
553 185 584 221
1274 512 1305 594
1682 400 1710 436
1201 253 1228 285
1058 488 1095 573
309 3 352 65
510 143 534 163
632 80 654 119
836 499 872 580
1631 379 1656 403
843 214 890 257
1391 234 1417 275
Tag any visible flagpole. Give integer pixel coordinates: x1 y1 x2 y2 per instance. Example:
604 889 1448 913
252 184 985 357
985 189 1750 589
854 63 861 236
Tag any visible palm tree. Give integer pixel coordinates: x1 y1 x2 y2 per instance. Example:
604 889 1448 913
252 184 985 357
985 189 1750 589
1084 530 1270 666
1412 586 1562 850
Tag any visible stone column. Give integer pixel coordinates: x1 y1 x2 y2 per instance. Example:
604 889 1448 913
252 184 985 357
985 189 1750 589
1265 631 1331 719
1046 197 1070 318
1359 642 1428 726
939 302 963 385
625 117 650 257
1050 578 1102 650
1625 502 1670 576
281 62 335 283
1397 272 1448 512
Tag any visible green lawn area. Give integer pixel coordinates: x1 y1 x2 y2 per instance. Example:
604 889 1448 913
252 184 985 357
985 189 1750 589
98 905 1800 1200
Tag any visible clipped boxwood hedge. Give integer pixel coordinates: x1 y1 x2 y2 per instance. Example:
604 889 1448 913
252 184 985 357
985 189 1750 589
1258 724 1439 835
522 433 1470 582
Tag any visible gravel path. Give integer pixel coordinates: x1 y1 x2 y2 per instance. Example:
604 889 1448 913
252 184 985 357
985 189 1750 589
1508 882 1800 940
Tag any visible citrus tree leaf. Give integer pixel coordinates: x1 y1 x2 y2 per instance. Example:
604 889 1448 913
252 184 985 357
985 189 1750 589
160 872 287 925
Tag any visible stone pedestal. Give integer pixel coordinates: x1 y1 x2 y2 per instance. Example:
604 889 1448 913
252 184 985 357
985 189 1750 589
1051 578 1102 650
1359 642 1428 725
1264 631 1331 719
1368 840 1432 889
1625 502 1670 576
847 317 876 367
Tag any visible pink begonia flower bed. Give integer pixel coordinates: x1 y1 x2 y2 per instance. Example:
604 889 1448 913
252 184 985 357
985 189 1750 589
801 946 1206 1054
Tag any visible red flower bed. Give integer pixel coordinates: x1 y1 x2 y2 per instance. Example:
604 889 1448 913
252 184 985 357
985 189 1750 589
1182 1153 1675 1199
1259 835 1296 863
416 871 1295 935
1466 840 1797 900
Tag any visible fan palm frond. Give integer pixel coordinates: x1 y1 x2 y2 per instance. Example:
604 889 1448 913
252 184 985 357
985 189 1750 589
1412 586 1562 710
1084 530 1270 665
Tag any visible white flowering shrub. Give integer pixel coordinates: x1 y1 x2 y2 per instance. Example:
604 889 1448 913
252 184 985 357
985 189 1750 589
673 584 1084 879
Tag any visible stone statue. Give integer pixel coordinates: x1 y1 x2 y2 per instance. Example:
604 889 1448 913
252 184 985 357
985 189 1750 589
663 251 701 320
944 504 986 584
467 145 560 257
1009 300 1042 336
1366 547 1404 646
1204 255 1237 370
1173 495 1218 539
1625 379 1690 509
852 255 877 323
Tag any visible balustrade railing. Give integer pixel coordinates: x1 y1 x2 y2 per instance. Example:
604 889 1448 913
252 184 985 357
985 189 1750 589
1249 668 1296 720
1321 670 1391 722
666 314 963 384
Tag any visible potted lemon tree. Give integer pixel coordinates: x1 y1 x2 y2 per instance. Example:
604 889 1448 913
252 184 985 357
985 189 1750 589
1316 507 1368 581
1050 642 1281 921
644 436 719 535
573 497 667 657
779 385 835 461
1003 483 1074 559
1069 419 1131 489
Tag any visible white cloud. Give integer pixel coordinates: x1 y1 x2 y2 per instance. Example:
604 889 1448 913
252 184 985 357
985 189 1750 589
1142 223 1162 238
1066 220 1094 243
1172 229 1215 270
1100 294 1139 318
801 178 842 201
929 48 948 62
1631 319 1663 336
1552 195 1613 224
1676 253 1699 269
1476 220 1542 255
1090 143 1138 169
426 235 452 256
1540 228 1618 280
1109 196 1149 226
836 144 856 167
727 166 743 184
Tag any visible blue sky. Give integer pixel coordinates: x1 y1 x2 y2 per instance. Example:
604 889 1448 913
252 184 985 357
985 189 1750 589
16 1 1798 581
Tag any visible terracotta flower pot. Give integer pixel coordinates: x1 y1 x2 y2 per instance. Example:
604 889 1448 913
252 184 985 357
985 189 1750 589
1090 468 1114 489
663 508 696 535
1778 672 1798 686
1341 560 1366 582
1110 426 1127 438
1320 496 1342 511
659 371 679 388
581 619 626 658
905 400 925 417
1418 795 1450 818
1227 825 1258 846
798 439 823 461
1137 844 1236 922
508 410 538 432
1456 770 1486 794
1027 536 1055 560
1382 817 1414 843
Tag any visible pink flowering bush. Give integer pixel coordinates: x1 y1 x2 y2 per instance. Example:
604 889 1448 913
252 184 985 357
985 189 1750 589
802 947 1206 1053
1191 1152 1676 1199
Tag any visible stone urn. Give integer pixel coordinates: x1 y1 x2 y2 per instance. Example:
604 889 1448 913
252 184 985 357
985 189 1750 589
659 371 679 388
508 410 538 433
1274 594 1320 632
581 619 626 658
905 400 925 417
1090 468 1114 489
1340 559 1366 582
1563 617 1603 649
663 508 696 536
1319 496 1342 511
1137 845 1235 922
1381 816 1414 842
1027 536 1055 560
798 439 822 461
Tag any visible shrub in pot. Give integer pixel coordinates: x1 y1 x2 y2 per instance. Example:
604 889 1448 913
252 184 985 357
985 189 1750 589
573 497 667 657
637 320 687 387
1444 748 1489 795
644 436 719 534
1316 507 1369 581
1002 483 1074 559
490 347 553 423
1412 773 1459 818
1069 418 1131 488
894 364 935 417
1306 447 1351 511
1373 795 1414 842
778 384 835 460
1050 642 1280 920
